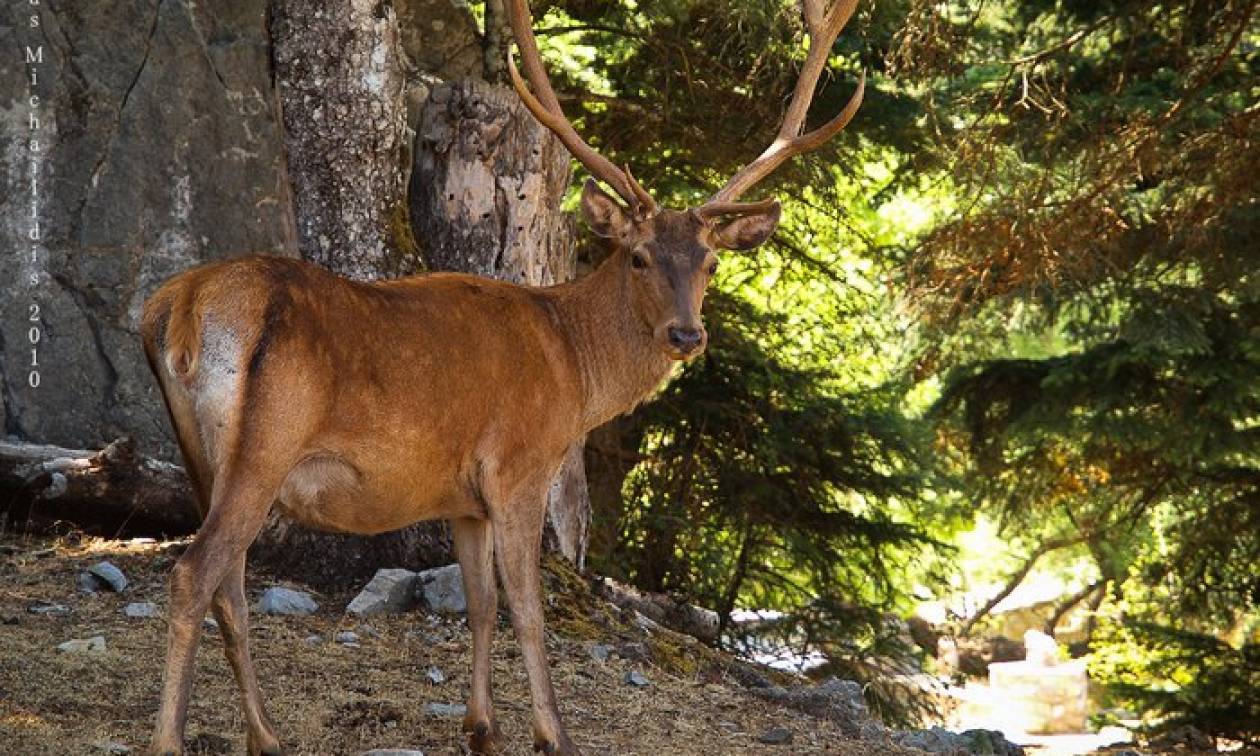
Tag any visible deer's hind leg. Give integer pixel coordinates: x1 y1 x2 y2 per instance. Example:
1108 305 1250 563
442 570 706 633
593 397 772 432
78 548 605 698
149 345 288 755
150 465 284 756
212 554 282 755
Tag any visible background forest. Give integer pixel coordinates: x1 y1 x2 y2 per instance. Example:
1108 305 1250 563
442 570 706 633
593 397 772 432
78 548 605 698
531 0 1259 742
1 0 1256 750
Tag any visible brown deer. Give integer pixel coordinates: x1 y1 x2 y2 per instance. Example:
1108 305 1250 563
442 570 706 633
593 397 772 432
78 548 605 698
139 1 863 753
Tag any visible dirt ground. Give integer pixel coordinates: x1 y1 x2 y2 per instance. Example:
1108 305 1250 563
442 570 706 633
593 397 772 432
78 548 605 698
0 534 916 755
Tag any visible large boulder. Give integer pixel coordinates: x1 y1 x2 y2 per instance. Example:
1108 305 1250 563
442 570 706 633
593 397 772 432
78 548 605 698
0 1 295 459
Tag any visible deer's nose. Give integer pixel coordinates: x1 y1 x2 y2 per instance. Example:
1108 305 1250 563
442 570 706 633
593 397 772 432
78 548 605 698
667 326 705 354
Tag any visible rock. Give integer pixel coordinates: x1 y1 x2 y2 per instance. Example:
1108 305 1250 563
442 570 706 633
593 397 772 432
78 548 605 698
77 572 103 593
57 636 106 654
588 643 612 663
360 751 425 756
0 0 296 461
123 602 159 619
256 587 318 616
92 741 131 754
892 726 1025 756
616 641 651 662
304 634 322 645
624 670 651 687
347 568 418 617
335 631 361 647
28 601 70 616
422 702 467 718
415 564 466 614
86 561 129 592
203 618 219 633
426 667 445 685
758 727 794 745
754 678 886 741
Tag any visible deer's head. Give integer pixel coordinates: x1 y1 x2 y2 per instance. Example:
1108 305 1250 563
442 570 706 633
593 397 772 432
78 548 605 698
507 0 865 361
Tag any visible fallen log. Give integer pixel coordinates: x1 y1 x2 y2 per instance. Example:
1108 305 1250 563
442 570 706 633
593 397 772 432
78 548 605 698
0 437 198 535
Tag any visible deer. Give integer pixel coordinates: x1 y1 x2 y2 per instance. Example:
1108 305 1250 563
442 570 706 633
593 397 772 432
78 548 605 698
138 1 863 754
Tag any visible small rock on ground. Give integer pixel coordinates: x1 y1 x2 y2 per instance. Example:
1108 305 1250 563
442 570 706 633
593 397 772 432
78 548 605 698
422 702 466 718
347 568 418 617
415 564 465 614
336 631 361 647
92 741 131 754
758 727 794 745
426 667 445 685
588 643 611 662
360 750 425 755
58 636 106 654
256 586 318 616
624 670 651 687
28 601 70 615
123 602 159 618
89 561 128 591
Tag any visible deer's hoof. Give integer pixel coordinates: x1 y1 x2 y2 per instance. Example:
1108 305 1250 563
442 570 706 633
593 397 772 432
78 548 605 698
533 734 582 756
465 717 502 754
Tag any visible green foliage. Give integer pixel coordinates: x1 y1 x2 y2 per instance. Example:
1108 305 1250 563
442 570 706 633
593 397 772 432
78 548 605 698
1092 620 1260 746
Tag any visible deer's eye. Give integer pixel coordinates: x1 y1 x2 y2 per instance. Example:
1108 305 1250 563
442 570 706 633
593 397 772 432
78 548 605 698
631 252 650 270
707 260 719 277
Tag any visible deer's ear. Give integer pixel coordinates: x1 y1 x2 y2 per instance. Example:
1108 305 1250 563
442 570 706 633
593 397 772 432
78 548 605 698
581 179 633 239
712 201 782 250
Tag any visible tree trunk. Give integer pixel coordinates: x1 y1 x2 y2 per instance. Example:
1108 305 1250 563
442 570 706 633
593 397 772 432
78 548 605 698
270 0 422 279
251 1 589 583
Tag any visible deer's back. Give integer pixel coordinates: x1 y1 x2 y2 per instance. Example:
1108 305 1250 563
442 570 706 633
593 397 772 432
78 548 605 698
141 255 584 532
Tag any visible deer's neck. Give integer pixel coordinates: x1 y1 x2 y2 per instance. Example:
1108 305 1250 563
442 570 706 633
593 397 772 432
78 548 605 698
550 256 674 431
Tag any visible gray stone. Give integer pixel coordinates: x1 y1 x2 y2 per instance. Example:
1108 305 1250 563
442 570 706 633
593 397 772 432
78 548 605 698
86 561 128 591
624 670 650 687
347 568 418 617
754 678 887 741
426 667 445 685
588 643 611 663
360 751 425 756
92 741 132 754
256 587 318 616
202 617 219 632
892 726 1025 755
123 602 159 619
758 727 793 745
77 572 102 593
28 601 70 615
304 634 322 645
336 631 361 646
415 564 466 614
57 636 106 654
422 702 466 718
0 0 296 459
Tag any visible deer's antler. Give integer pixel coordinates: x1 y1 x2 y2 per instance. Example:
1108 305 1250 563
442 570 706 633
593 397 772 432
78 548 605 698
701 0 865 215
506 0 659 218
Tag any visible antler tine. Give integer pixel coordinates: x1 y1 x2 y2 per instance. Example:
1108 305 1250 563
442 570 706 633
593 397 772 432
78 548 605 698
706 0 864 206
505 0 651 215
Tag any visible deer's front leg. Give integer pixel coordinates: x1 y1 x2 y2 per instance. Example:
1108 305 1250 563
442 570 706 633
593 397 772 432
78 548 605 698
452 516 501 753
491 493 581 756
